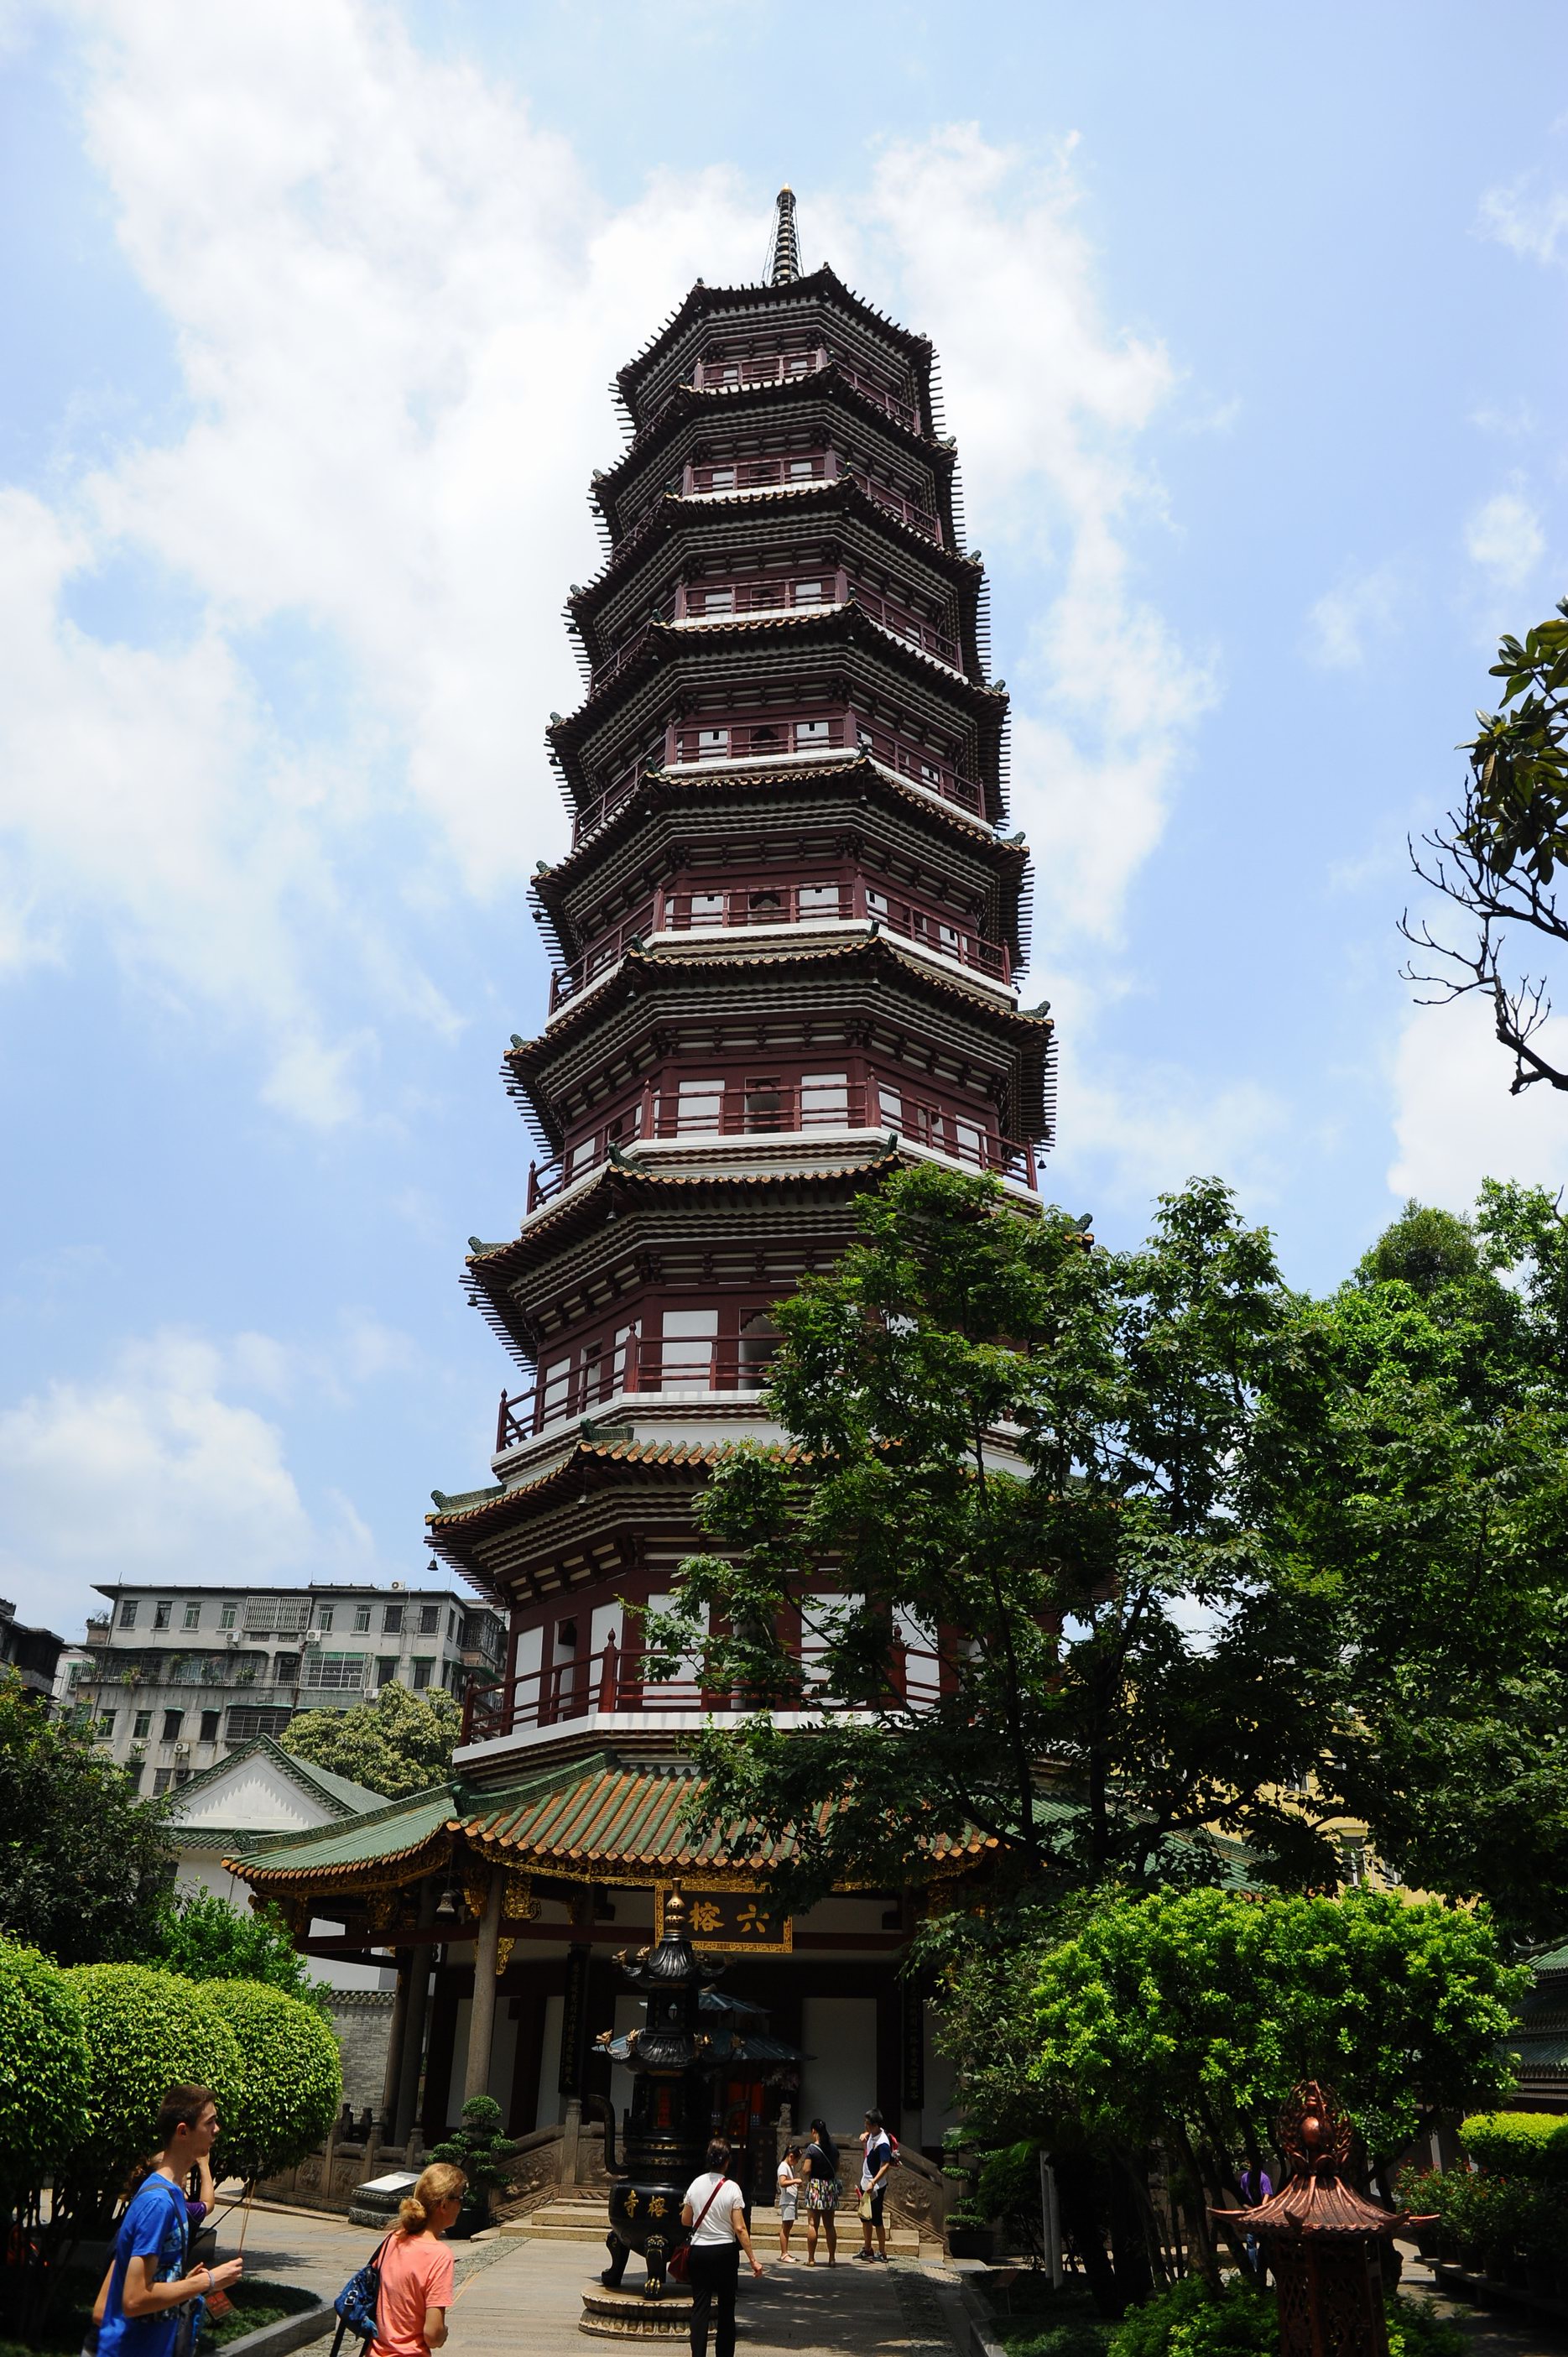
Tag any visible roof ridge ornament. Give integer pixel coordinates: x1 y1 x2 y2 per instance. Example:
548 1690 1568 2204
768 185 800 286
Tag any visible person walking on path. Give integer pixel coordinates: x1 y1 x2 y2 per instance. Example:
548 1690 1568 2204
775 2143 803 2261
368 2161 467 2357
96 2086 243 2357
682 2139 763 2357
801 2119 839 2268
855 2111 893 2263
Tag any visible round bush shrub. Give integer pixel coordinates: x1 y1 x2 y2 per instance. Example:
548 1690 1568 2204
201 1980 341 2185
0 1938 91 2189
1461 2111 1568 2181
65 1963 242 2191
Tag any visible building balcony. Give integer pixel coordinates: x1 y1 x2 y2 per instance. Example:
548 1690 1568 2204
588 572 961 692
687 346 920 435
547 883 1011 1014
570 711 985 846
494 1335 781 1449
523 1081 1036 1216
459 1636 940 1749
681 449 940 541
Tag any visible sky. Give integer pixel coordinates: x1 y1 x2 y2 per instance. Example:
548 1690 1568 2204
3 0 1567 1636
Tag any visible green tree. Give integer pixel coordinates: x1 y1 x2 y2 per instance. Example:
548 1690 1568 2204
1256 1191 1568 1940
282 1680 458 1799
1028 1887 1523 2282
202 1980 341 2187
655 1165 1337 1911
146 1888 329 2010
0 1939 90 2200
0 1672 173 1964
1402 597 1568 1093
62 1963 241 2202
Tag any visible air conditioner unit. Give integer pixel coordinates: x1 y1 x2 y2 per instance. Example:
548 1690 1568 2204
303 1630 322 1646
225 1635 241 1648
174 1741 190 1758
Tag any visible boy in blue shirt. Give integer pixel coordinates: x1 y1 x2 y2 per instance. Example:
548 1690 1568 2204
98 2086 242 2357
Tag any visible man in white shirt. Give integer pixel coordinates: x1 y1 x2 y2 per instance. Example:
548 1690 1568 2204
856 2109 894 2262
681 2139 763 2357
775 2142 803 2261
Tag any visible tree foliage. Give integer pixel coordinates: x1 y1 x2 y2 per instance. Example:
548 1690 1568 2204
202 1979 341 2186
147 1888 329 2010
658 1165 1337 1911
0 1674 174 1964
1403 598 1568 1093
282 1680 456 1800
0 1941 90 2193
62 1963 242 2197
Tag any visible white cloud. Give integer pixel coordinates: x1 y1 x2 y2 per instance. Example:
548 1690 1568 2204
1388 995 1568 1207
1480 176 1568 266
0 1327 382 1634
1466 488 1546 589
1305 562 1404 670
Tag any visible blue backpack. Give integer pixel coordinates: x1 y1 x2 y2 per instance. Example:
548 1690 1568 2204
332 2236 391 2351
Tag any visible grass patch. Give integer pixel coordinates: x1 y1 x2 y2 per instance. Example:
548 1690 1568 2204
201 2280 321 2349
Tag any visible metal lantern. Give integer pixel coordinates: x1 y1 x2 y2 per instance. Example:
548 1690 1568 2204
1213 2083 1425 2357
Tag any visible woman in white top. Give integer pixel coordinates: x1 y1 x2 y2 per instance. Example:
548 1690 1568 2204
775 2142 803 2261
681 2139 763 2357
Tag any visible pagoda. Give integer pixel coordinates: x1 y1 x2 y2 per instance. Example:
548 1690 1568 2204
227 191 1052 2209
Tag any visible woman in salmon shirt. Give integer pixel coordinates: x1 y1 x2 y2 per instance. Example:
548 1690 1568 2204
371 2163 466 2357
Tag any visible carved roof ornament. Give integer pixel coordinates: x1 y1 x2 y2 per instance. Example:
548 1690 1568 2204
769 187 800 287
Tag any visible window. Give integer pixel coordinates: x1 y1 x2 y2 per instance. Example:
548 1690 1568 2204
353 1604 371 1633
97 1711 117 1738
153 1769 172 1795
162 1710 184 1741
738 1309 781 1391
174 1767 191 1786
120 1600 138 1628
797 883 841 916
154 1601 172 1630
411 1657 434 1690
243 1597 310 1635
220 1603 237 1630
199 1710 221 1742
794 576 827 606
273 1654 300 1685
303 1651 366 1692
419 1604 439 1636
448 1611 457 1642
124 1763 143 1792
800 1072 850 1126
794 717 831 748
659 1307 718 1394
383 1603 404 1635
785 455 817 480
706 466 735 491
694 727 729 758
376 1656 400 1689
133 1710 153 1739
692 586 732 616
743 1075 784 1130
182 1602 201 1630
674 1077 724 1133
316 1606 335 1633
227 1705 294 1740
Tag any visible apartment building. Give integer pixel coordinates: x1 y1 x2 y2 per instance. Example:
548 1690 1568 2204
60 1581 506 1794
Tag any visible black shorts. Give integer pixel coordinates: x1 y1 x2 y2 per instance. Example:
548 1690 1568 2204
863 2186 885 2224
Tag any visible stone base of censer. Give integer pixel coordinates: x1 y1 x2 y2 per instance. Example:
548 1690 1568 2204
579 2281 701 2339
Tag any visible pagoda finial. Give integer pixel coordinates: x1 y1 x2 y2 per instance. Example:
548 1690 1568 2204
769 186 800 286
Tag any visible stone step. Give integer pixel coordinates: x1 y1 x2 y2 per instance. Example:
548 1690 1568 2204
503 2198 922 2254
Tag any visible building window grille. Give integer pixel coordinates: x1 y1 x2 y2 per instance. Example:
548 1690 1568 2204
353 1604 371 1632
411 1656 434 1690
383 1604 404 1635
124 1763 143 1792
316 1606 335 1633
227 1705 293 1740
182 1602 201 1630
220 1603 237 1630
304 1651 366 1692
199 1710 221 1742
97 1711 117 1738
162 1710 184 1741
120 1601 138 1629
419 1604 439 1635
447 1610 457 1642
376 1656 399 1688
154 1769 172 1794
133 1710 153 1739
152 1601 171 1630
244 1598 309 1636
273 1654 300 1685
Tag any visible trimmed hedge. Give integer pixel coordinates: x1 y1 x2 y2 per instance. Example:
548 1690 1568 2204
65 1964 242 2190
0 1944 90 2190
202 1980 341 2185
1461 2111 1568 2182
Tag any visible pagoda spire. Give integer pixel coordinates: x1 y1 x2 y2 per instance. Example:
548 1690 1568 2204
768 185 800 285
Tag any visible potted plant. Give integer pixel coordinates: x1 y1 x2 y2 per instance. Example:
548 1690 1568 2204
1393 2166 1444 2262
430 2095 523 2236
942 2133 995 2262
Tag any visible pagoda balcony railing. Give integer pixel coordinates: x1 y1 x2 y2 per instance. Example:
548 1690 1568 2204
495 1338 781 1448
688 348 919 435
524 1084 1035 1214
587 580 961 696
602 433 941 578
460 1636 942 1744
548 885 1009 1012
682 450 940 541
